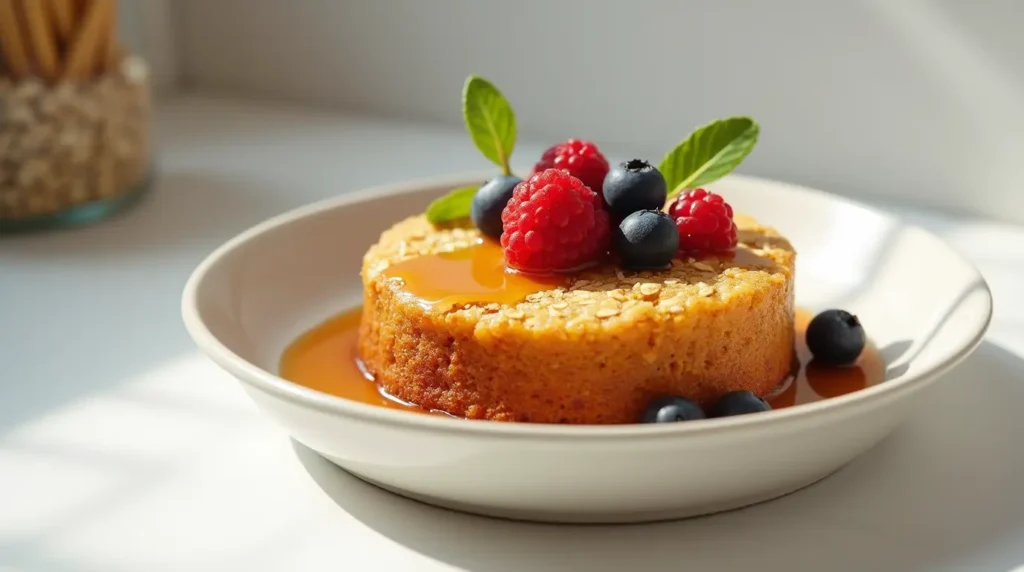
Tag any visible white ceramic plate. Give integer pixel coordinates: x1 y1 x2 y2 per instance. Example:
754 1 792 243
181 173 992 524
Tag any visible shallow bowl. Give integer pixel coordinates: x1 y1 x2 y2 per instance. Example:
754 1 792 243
182 173 992 523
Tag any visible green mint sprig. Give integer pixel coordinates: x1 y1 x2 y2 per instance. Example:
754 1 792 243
426 75 518 224
426 78 759 224
425 185 477 224
463 75 517 175
659 117 759 199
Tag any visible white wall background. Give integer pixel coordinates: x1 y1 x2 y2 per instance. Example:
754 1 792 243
172 0 1024 224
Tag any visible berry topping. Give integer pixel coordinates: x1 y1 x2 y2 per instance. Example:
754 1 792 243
470 175 523 239
500 168 611 273
532 139 610 194
614 210 679 271
806 309 866 366
602 159 668 219
641 396 706 423
667 188 738 255
708 391 772 418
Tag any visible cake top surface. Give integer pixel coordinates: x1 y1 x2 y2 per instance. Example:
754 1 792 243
362 213 796 330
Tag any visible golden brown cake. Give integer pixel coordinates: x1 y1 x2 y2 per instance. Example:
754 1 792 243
358 214 796 424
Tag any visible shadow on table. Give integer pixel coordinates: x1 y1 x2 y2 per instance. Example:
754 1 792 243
0 170 296 434
293 340 1024 572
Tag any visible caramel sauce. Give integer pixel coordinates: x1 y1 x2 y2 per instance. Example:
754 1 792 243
280 240 883 419
762 309 885 409
381 239 564 310
279 307 885 419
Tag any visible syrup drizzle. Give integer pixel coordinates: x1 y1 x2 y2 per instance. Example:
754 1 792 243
381 239 563 310
381 239 781 311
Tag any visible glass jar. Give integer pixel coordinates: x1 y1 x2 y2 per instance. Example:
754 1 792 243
0 54 153 234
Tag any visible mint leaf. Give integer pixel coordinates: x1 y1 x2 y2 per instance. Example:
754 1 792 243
463 76 516 175
425 185 478 224
659 117 759 198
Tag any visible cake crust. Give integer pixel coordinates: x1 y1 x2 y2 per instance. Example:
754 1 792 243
358 214 796 424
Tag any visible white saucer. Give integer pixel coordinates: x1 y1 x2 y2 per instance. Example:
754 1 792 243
182 173 992 523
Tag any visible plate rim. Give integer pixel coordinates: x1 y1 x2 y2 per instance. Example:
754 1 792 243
181 172 994 440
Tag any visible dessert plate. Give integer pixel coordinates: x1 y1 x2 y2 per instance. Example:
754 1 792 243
181 173 992 524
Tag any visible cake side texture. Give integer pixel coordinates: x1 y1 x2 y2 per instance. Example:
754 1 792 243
358 214 796 424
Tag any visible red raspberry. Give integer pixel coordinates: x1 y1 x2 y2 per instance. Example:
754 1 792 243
500 169 611 273
667 188 738 254
531 139 610 194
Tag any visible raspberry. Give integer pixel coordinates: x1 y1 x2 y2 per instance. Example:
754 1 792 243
500 169 611 273
667 188 738 254
531 139 610 194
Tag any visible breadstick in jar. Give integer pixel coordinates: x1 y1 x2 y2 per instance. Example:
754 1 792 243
0 0 32 78
63 0 112 79
20 0 60 79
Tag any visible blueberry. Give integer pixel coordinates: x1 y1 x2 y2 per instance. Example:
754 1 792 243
470 175 523 239
602 159 668 218
613 210 679 270
708 391 772 418
806 309 866 366
641 396 706 423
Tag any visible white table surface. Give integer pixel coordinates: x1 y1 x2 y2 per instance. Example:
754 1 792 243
2 94 1023 572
